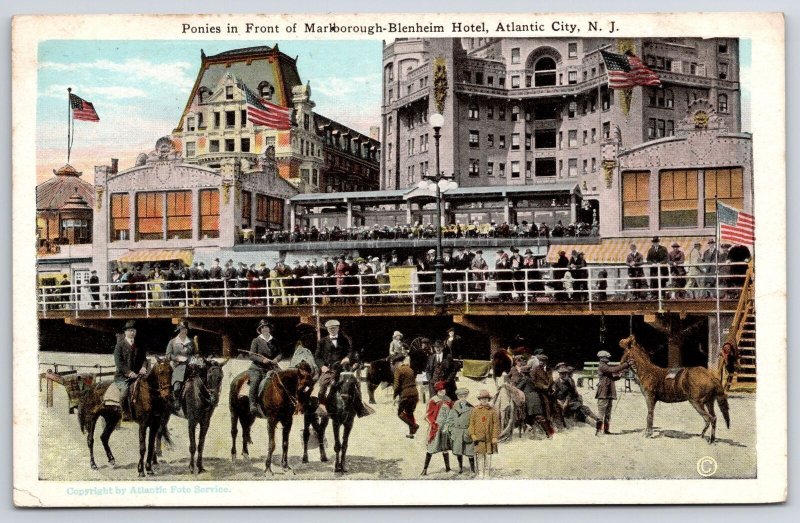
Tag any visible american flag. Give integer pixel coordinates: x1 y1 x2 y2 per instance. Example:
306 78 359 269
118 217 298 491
242 84 292 130
600 50 662 89
69 93 99 122
718 202 755 246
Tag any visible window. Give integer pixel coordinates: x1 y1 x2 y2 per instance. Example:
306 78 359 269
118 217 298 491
60 218 91 244
225 86 233 100
534 57 557 86
166 191 192 239
525 161 532 178
558 131 563 149
568 158 577 177
110 193 130 241
511 48 520 63
387 64 394 81
568 71 578 84
256 195 268 223
511 75 520 88
568 102 577 118
602 122 611 140
582 130 588 145
511 161 520 178
214 112 221 129
387 116 392 135
225 111 235 128
498 163 506 177
463 71 472 83
487 162 494 177
536 158 557 177
660 170 699 227
535 129 556 149
136 192 164 240
511 105 520 121
568 42 578 58
185 142 196 158
487 75 494 86
511 133 520 150
198 189 219 239
525 133 532 150
410 138 415 155
718 63 728 80
648 118 657 139
499 77 505 87
241 138 250 153
487 105 494 119
498 106 506 120
582 159 588 174
469 130 480 147
468 104 479 119
591 158 597 172
591 128 597 143
590 96 597 112
568 130 577 147
666 120 675 136
187 117 196 132
225 139 235 152
469 159 480 176
718 94 729 113
704 168 744 226
622 171 650 229
388 89 393 101
526 75 532 87
475 72 484 85
657 119 666 138
665 89 674 108
601 88 611 110
241 190 252 228
241 110 247 128
718 40 728 54
487 134 494 147
268 197 284 227
649 88 674 108
499 135 506 149
209 140 219 153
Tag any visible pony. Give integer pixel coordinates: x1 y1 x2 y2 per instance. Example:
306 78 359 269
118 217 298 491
303 371 361 473
365 346 429 404
619 335 730 443
77 358 173 476
229 366 313 474
491 348 513 387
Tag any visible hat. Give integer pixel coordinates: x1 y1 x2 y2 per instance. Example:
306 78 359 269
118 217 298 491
214 258 220 262
325 319 341 328
651 236 660 243
720 243 732 249
427 249 435 255
558 366 570 374
391 250 398 255
434 381 447 392
393 331 403 338
597 350 612 360
511 247 519 253
227 259 234 264
707 239 716 244
670 242 680 248
566 366 575 373
475 250 483 254
91 270 97 274
537 354 549 362
555 362 567 370
123 320 136 331
456 388 469 397
559 250 566 256
524 249 533 255
694 241 702 246
257 319 273 333
533 348 544 356
260 262 267 267
447 327 455 333
433 340 444 349
496 249 504 254
199 262 205 266
174 321 189 333
477 389 492 400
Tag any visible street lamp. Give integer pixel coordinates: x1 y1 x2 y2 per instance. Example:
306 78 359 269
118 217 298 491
418 112 458 311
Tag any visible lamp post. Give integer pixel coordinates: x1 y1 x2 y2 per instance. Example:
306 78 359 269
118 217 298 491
418 112 457 311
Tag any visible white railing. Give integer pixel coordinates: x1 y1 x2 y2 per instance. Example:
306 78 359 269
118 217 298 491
36 262 749 316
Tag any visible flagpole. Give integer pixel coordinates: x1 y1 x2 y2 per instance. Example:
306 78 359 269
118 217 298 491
715 195 722 349
67 87 72 164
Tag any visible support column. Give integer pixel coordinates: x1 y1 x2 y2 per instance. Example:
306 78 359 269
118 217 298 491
504 197 511 223
221 334 233 358
570 193 578 224
290 203 297 230
405 202 412 225
346 200 353 228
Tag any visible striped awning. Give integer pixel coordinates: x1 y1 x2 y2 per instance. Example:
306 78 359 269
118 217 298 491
547 237 712 264
117 249 193 267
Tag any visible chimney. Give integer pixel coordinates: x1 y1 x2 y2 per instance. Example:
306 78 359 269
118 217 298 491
111 158 119 174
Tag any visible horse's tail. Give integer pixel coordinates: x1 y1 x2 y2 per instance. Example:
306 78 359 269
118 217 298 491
716 393 731 429
160 422 174 448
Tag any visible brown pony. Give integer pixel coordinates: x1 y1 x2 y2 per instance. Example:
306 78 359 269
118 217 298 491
491 348 513 387
77 358 173 476
229 366 313 474
619 335 730 443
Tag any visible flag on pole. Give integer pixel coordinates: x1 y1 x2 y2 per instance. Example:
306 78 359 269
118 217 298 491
600 50 662 89
717 202 755 246
69 93 100 122
242 84 292 130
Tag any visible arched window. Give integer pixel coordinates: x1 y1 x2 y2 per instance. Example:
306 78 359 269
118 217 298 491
534 57 557 86
257 81 275 100
717 93 728 113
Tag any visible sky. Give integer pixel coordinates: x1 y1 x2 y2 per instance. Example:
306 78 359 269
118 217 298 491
36 39 383 184
36 38 751 185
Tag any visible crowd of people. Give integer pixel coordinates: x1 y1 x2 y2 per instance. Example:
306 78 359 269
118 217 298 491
249 220 599 244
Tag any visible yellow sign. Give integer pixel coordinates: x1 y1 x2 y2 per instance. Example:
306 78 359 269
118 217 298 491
388 267 416 293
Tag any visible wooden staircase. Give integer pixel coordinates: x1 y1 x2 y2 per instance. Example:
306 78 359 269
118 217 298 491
727 262 756 392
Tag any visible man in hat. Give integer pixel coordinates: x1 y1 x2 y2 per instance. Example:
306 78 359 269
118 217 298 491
470 249 488 299
386 250 401 268
188 262 200 307
509 247 524 300
552 250 570 301
686 241 704 299
197 262 209 306
392 352 419 438
468 389 500 478
315 319 371 417
209 258 223 306
247 320 281 416
421 381 453 476
517 354 557 438
595 350 632 434
165 320 196 413
447 388 476 475
554 364 602 434
426 340 458 400
389 331 406 358
667 242 687 298
626 243 645 299
646 236 669 299
702 239 719 297
444 327 463 360
88 269 101 309
113 320 149 416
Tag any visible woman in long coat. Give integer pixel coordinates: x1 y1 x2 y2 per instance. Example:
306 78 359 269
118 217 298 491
447 388 475 475
421 381 453 475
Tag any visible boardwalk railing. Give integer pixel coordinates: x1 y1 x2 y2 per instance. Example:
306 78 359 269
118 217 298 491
37 262 749 317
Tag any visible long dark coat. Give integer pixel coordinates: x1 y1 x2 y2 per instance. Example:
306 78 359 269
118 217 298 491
595 360 631 400
114 337 146 382
315 334 357 368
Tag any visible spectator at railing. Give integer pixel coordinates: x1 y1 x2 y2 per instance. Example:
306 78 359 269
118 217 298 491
626 243 646 300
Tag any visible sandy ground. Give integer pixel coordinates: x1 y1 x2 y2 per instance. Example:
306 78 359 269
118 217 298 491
38 352 756 481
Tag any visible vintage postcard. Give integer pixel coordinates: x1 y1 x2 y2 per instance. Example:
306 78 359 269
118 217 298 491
12 12 786 506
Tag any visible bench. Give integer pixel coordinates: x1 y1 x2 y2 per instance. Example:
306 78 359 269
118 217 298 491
578 362 636 393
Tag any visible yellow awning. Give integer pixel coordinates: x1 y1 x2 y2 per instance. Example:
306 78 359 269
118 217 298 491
117 249 193 267
548 236 712 264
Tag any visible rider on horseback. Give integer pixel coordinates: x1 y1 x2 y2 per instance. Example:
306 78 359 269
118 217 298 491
248 319 281 417
113 320 149 416
314 319 372 418
165 321 196 413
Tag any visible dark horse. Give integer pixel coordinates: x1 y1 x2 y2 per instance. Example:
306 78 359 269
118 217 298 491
302 371 360 473
619 335 731 443
158 358 227 474
77 358 173 476
229 366 313 474
491 348 513 387
365 347 429 404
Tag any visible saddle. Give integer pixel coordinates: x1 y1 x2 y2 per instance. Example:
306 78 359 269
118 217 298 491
237 370 277 399
102 380 138 421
